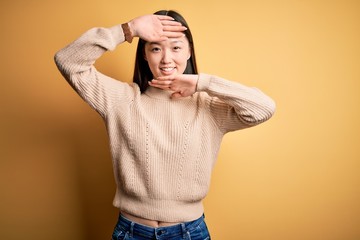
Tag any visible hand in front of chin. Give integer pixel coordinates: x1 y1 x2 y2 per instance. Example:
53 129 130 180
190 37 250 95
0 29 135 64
149 74 198 98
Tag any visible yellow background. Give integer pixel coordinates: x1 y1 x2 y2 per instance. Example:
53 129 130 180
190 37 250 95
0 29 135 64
1 0 359 239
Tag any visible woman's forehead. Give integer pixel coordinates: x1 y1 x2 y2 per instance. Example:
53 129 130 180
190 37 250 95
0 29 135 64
146 35 189 46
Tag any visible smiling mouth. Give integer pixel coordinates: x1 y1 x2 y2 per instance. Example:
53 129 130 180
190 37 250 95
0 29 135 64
160 67 175 72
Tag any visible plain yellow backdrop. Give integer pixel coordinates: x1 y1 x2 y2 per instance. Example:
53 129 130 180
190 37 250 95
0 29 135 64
1 0 359 239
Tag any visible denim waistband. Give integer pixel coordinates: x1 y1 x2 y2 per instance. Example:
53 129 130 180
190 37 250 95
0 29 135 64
117 214 205 239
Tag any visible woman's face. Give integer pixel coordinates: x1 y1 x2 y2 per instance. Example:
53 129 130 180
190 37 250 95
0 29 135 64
144 35 191 79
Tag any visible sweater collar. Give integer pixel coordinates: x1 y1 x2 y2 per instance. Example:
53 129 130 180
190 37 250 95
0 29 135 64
144 86 174 100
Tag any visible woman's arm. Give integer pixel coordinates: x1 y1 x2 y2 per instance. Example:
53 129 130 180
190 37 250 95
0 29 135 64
54 15 186 117
54 25 132 117
150 73 276 132
196 74 276 132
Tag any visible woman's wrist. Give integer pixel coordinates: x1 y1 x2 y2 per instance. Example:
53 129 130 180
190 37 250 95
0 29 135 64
121 22 134 43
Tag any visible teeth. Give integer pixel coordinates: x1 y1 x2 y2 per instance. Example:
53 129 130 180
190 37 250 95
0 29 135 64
161 67 175 72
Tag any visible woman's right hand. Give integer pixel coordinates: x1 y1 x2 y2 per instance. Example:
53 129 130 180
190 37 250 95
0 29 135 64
127 15 186 42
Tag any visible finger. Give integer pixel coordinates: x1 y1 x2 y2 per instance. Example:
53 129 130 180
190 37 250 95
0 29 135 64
163 25 187 32
155 76 174 81
157 15 175 21
171 92 183 99
157 36 168 41
149 82 170 90
151 79 173 85
161 20 183 26
163 31 186 38
149 81 162 87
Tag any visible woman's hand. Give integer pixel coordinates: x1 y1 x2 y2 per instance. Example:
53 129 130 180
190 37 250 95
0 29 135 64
128 15 187 42
149 74 199 98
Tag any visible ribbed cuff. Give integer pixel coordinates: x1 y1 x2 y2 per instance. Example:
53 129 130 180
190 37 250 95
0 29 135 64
196 73 212 92
109 24 126 45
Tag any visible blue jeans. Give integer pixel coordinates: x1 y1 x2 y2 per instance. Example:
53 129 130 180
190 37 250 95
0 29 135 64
111 214 211 240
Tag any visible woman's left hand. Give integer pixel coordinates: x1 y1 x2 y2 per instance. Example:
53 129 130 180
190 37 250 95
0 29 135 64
149 74 198 98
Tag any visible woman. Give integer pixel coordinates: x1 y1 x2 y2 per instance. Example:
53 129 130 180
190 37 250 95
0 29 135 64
55 10 275 240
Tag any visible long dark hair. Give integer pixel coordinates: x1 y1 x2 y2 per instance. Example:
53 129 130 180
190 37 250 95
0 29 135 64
133 10 198 93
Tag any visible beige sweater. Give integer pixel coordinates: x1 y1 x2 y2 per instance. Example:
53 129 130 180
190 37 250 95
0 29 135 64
54 25 276 222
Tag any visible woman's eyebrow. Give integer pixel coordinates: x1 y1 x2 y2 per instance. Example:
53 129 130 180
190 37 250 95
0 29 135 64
147 40 184 47
170 40 184 44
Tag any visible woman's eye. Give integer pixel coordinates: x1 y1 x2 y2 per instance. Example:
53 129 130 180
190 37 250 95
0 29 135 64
151 47 161 52
173 46 181 51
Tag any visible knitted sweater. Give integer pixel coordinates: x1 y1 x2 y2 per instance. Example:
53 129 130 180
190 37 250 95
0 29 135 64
54 24 276 222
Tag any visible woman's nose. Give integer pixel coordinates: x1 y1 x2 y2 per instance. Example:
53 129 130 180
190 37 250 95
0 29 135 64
161 49 172 64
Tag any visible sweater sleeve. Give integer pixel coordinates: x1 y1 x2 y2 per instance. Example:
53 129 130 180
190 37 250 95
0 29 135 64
54 25 134 118
196 73 276 133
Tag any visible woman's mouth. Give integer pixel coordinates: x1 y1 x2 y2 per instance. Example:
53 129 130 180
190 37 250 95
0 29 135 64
160 67 176 75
